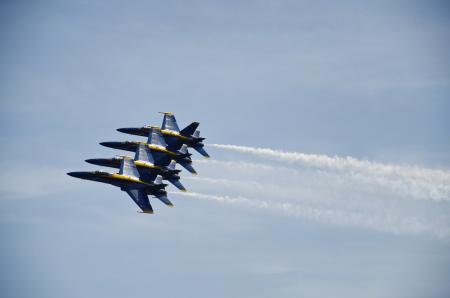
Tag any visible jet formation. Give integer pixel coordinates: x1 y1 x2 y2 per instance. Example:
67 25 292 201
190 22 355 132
67 112 209 214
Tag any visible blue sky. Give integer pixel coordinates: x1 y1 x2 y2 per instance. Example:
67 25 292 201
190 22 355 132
1 1 449 297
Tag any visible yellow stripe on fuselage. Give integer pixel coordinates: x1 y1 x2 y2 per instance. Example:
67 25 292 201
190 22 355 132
146 144 178 156
161 129 190 141
134 160 161 170
110 173 148 185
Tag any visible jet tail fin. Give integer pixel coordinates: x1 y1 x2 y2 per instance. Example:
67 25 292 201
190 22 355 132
160 112 180 132
179 144 188 154
134 144 155 163
180 122 199 136
154 175 163 185
147 127 167 148
193 130 200 138
168 160 177 171
156 194 174 207
177 144 191 158
119 158 140 177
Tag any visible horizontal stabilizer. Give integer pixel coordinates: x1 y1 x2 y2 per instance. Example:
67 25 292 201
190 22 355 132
180 122 199 136
178 161 197 175
156 195 174 207
193 145 210 158
168 178 186 191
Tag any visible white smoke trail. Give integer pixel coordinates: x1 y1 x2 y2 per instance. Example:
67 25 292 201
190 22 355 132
172 191 450 239
193 159 450 202
210 144 450 181
209 144 450 201
182 145 450 239
183 175 450 237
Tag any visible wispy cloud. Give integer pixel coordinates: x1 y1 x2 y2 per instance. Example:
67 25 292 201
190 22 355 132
0 164 86 198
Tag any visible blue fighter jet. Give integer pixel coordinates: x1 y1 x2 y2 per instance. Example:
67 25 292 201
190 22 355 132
68 157 173 213
100 126 197 175
86 143 186 191
117 112 210 158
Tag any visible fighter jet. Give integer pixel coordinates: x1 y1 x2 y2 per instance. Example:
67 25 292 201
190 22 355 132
117 112 210 158
67 157 173 213
100 126 198 175
86 143 186 191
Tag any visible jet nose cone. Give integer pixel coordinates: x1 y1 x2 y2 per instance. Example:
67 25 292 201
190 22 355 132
116 128 127 133
99 141 135 152
85 159 105 166
99 142 119 148
67 171 84 178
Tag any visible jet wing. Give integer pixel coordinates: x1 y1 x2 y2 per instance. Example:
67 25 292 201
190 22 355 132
151 150 172 167
139 171 158 183
125 189 153 213
165 138 184 152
